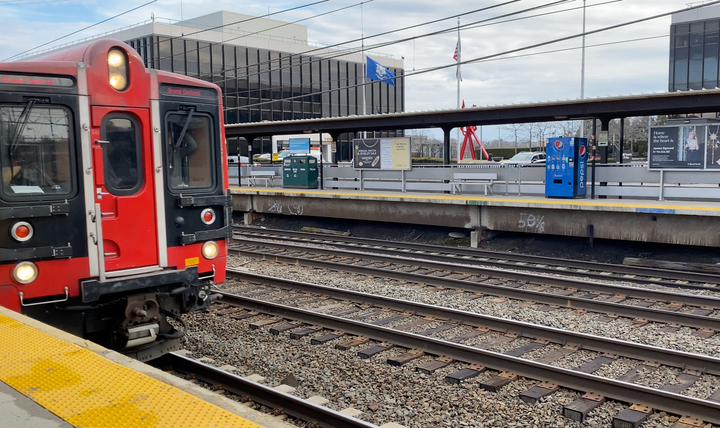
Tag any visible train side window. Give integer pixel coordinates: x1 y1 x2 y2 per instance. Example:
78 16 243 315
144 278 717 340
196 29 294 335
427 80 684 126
0 105 73 199
101 114 142 195
166 112 213 191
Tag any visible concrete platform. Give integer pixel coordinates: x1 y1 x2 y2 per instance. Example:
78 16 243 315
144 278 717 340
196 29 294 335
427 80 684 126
231 187 720 247
0 307 295 428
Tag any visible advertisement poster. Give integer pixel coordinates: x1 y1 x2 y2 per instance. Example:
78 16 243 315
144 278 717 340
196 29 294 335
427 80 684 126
707 125 720 169
649 125 706 169
353 137 411 170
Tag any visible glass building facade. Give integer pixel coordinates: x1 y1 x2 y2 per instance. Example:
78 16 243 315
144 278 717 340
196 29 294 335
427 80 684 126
669 19 720 91
125 35 405 161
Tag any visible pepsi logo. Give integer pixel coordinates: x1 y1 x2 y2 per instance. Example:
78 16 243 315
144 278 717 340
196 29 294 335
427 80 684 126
579 145 586 157
554 140 564 150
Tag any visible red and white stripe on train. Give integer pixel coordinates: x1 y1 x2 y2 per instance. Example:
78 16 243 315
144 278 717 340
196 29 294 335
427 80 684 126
0 39 230 361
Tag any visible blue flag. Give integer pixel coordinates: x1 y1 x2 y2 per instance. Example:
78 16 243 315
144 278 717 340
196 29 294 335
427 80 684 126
366 56 395 86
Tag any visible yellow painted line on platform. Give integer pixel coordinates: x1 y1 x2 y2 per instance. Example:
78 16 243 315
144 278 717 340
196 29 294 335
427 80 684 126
0 313 261 428
231 187 720 212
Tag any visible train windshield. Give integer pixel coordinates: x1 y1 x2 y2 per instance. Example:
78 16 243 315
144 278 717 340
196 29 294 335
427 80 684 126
0 104 73 198
166 111 213 190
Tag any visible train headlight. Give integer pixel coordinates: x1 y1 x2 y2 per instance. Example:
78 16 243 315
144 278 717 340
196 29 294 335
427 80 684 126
202 241 219 259
10 221 33 242
109 74 126 90
107 48 128 91
13 262 38 284
107 50 125 67
201 208 216 225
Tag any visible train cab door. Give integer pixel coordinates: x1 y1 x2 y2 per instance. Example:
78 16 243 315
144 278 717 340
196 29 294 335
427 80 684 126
91 107 158 275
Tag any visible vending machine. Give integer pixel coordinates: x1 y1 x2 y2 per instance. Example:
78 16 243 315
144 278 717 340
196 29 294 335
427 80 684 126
545 137 588 198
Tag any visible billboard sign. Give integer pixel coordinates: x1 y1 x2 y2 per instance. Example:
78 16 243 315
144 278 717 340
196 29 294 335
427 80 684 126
353 137 411 170
649 126 706 169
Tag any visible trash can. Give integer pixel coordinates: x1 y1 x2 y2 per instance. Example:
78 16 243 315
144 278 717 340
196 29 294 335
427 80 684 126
282 155 318 189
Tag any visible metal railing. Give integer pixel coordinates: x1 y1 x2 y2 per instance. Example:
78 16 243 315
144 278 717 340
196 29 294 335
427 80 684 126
229 163 720 201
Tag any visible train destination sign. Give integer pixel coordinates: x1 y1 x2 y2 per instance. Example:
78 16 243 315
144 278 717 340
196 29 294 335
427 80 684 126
0 74 74 87
160 84 217 100
649 125 720 169
353 137 411 170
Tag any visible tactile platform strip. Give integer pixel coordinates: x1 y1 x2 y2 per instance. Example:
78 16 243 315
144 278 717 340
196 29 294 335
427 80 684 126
0 314 262 428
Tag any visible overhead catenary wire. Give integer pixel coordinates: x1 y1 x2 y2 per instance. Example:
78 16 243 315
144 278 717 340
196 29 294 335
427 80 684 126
219 0 620 98
207 0 572 89
3 0 158 61
9 0 328 61
200 0 570 85
224 0 720 112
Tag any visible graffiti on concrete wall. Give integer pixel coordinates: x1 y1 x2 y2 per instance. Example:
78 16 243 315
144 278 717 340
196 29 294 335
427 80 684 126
518 213 545 233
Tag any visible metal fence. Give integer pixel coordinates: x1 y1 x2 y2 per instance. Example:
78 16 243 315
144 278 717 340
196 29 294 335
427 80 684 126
229 163 720 201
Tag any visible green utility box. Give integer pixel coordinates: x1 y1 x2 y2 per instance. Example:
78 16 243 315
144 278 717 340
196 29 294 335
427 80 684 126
282 155 319 188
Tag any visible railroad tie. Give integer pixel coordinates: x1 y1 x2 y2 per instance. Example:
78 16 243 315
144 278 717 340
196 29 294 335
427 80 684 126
387 349 425 367
444 363 486 385
519 381 560 404
479 371 519 392
562 392 605 423
612 403 652 428
416 356 454 375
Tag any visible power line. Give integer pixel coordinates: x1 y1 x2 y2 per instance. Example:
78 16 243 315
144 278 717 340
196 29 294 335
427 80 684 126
11 0 327 61
230 32 668 104
4 0 158 61
153 0 329 49
216 0 600 94
224 0 719 113
207 0 573 86
153 0 376 67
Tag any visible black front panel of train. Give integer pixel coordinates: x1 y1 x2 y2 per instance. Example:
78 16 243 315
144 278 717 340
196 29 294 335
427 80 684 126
159 97 226 248
0 91 87 262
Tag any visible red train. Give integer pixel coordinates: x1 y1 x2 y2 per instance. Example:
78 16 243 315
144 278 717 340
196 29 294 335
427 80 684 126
0 39 229 360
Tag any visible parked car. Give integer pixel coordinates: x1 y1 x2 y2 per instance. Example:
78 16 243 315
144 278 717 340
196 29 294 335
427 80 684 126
253 153 271 161
502 151 546 165
227 155 251 165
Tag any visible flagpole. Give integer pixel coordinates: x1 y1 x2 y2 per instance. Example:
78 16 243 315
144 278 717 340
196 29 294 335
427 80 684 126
456 17 460 161
361 3 367 139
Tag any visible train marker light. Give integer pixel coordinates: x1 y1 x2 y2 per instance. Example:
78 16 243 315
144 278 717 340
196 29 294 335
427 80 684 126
107 48 128 91
202 241 219 259
201 208 216 225
13 262 38 284
11 221 33 242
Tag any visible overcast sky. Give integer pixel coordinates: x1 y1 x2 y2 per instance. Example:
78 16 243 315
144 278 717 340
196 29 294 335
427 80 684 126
0 0 706 140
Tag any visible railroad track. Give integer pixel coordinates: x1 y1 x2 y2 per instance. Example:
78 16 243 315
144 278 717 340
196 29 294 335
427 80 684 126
214 268 720 426
234 227 720 290
154 352 379 428
230 241 720 332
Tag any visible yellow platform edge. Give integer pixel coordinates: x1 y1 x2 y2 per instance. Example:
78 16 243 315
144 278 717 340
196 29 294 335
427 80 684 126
230 187 720 213
0 307 294 428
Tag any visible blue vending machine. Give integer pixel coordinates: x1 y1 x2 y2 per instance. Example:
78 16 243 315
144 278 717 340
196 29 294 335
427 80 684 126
545 137 588 198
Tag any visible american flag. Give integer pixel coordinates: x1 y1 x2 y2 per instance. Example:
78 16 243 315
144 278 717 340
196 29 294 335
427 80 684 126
453 39 462 81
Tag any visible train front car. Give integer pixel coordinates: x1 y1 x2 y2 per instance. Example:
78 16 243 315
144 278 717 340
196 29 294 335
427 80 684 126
0 40 229 361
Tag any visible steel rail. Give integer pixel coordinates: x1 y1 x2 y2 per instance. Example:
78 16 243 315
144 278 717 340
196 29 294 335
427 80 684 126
232 239 720 310
234 227 720 286
156 352 380 428
230 247 720 331
226 269 720 375
217 288 720 424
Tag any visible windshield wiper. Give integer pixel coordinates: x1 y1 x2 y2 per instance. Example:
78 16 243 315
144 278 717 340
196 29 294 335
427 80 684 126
10 99 36 154
173 107 195 149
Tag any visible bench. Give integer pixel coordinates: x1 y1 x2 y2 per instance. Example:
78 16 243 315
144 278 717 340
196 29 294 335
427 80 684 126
452 172 497 195
248 170 277 187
